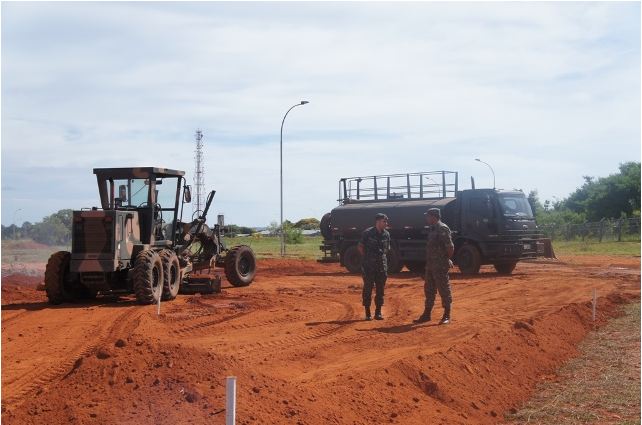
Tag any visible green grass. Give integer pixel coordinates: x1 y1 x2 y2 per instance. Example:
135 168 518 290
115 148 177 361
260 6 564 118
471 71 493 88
3 237 639 265
552 240 641 256
1 240 69 264
508 302 641 424
224 236 323 260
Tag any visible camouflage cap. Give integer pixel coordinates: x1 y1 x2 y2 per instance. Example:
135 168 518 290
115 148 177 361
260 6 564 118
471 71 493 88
375 213 389 221
424 208 441 218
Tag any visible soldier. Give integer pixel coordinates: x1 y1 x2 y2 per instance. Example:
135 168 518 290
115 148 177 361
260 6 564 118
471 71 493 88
358 213 390 321
414 208 454 325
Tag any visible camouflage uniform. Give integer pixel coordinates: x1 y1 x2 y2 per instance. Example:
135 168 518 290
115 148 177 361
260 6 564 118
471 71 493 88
424 220 454 318
360 226 390 310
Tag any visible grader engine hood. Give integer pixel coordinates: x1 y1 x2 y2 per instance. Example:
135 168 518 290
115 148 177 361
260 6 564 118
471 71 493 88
70 210 140 273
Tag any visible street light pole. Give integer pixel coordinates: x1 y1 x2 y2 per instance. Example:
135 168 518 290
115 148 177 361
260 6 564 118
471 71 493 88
475 158 495 189
280 101 309 257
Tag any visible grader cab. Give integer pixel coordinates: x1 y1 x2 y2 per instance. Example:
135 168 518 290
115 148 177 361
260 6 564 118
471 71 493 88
45 167 256 305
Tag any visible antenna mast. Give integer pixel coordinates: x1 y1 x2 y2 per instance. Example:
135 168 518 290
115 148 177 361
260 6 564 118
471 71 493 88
193 129 205 215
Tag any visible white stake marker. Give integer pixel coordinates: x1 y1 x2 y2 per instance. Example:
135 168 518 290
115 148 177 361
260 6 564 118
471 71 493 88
226 376 237 425
157 293 161 316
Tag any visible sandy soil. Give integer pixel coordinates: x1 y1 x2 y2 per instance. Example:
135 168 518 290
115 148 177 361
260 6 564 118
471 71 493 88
1 255 640 424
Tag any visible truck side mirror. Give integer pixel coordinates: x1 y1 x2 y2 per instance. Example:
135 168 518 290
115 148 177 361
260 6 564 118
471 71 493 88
183 186 192 203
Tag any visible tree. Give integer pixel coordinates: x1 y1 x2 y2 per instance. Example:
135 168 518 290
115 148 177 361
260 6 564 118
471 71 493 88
293 218 320 230
527 190 544 219
564 162 641 220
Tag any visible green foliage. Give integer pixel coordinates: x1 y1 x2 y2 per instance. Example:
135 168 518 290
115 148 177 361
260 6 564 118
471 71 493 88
293 217 320 230
2 210 72 245
283 223 304 244
534 162 640 228
563 162 640 221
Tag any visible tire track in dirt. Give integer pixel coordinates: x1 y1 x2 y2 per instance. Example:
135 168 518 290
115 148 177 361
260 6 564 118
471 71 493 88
230 298 356 358
2 307 142 411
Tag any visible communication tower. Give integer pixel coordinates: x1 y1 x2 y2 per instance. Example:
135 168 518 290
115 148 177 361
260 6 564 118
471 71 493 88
193 130 205 215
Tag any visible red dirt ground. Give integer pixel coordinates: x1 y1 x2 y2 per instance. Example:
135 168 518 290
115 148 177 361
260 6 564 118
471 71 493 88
1 255 640 424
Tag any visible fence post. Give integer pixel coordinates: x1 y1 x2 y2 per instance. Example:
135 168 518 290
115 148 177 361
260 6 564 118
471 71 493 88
598 218 605 243
617 218 623 242
226 376 237 425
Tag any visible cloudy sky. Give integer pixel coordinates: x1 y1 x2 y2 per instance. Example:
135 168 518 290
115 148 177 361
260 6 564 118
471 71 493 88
2 2 640 227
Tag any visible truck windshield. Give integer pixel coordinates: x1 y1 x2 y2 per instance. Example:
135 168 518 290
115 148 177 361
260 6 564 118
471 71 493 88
498 194 533 218
114 179 148 207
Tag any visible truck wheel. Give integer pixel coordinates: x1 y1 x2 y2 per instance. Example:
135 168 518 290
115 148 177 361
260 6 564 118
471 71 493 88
456 244 481 275
133 250 164 304
405 261 426 274
225 245 256 287
45 251 73 305
342 245 362 274
320 213 332 240
160 250 181 300
387 248 403 274
494 262 517 275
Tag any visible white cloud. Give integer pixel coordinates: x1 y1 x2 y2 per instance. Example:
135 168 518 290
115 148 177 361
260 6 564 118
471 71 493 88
1 2 639 226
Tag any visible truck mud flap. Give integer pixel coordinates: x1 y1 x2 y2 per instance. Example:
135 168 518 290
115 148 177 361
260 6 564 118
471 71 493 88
538 238 557 259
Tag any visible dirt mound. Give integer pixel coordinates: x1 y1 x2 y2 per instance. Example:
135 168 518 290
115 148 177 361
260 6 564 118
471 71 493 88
257 258 344 277
2 275 46 305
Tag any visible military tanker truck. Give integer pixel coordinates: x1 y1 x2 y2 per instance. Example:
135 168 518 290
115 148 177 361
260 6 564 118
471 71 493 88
319 171 551 275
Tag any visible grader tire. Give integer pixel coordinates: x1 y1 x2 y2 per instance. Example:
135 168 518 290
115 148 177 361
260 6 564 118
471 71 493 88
133 250 164 304
225 245 256 287
160 250 181 300
45 251 73 305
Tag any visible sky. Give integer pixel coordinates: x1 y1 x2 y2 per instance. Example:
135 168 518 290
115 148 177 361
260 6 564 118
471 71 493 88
1 1 640 227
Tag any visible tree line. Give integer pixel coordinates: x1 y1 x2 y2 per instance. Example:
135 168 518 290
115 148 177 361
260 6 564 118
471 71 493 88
527 162 640 226
1 209 321 246
3 163 638 245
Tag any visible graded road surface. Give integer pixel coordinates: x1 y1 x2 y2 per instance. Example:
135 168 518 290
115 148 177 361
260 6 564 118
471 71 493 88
1 255 640 424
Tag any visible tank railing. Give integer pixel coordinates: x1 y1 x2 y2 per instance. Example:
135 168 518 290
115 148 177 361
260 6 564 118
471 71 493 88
339 171 458 203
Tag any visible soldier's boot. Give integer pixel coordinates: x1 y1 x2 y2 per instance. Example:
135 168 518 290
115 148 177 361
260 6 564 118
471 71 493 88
439 305 451 325
374 306 384 320
364 306 372 321
413 310 431 324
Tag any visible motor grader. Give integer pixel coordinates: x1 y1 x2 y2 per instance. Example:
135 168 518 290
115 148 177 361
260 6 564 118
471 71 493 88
45 167 257 305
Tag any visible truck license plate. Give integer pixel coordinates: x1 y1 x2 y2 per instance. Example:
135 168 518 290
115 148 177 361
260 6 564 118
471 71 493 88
523 243 531 250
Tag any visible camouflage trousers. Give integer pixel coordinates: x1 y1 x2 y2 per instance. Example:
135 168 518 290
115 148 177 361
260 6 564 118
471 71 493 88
424 266 452 312
362 267 387 308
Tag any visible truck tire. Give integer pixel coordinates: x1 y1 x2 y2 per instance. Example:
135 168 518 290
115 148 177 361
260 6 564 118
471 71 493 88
320 213 332 240
225 245 256 287
342 245 362 274
456 244 481 275
494 262 517 275
405 261 426 274
133 250 164 304
387 248 403 274
45 251 73 305
160 250 181 300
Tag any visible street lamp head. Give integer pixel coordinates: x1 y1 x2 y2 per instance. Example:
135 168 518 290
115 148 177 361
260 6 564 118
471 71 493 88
300 101 309 105
475 158 481 162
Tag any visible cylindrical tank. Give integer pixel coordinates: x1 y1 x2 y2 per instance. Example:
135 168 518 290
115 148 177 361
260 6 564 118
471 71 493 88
328 198 458 240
